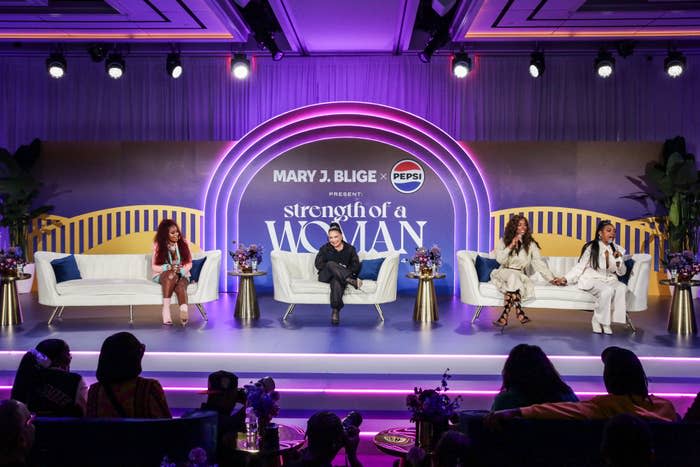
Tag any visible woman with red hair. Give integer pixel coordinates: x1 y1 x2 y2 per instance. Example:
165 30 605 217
152 219 192 325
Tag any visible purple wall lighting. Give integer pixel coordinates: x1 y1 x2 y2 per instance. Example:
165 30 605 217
203 102 491 292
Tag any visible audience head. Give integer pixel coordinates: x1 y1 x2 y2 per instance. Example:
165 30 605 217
11 339 73 403
96 332 145 384
201 371 242 412
0 400 35 464
601 347 648 398
601 414 653 467
434 430 472 467
501 344 573 404
305 411 345 462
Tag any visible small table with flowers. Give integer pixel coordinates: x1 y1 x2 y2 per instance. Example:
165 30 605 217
1 273 31 326
228 271 266 320
407 272 446 322
660 279 700 335
235 423 305 467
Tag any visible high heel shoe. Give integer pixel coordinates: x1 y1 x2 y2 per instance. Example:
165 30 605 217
513 300 531 324
591 317 612 334
493 293 512 328
179 306 189 326
162 308 172 326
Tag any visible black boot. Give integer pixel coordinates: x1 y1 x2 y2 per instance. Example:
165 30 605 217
331 308 340 325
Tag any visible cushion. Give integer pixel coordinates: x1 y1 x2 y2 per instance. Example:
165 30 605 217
618 258 635 285
51 255 82 283
478 283 596 305
290 279 378 295
190 257 207 282
475 255 500 282
56 279 198 296
358 258 385 280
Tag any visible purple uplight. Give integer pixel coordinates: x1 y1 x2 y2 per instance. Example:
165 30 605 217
203 102 491 293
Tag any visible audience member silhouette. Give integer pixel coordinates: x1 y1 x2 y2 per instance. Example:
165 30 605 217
0 399 35 467
683 391 700 422
86 332 171 418
11 339 87 417
287 411 362 467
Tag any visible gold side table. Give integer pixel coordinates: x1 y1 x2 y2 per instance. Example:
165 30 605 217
661 279 699 336
407 272 446 322
228 271 266 320
1 273 31 326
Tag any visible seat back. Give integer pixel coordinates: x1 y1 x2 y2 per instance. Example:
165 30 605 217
32 411 218 467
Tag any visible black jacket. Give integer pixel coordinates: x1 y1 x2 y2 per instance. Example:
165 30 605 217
315 242 361 277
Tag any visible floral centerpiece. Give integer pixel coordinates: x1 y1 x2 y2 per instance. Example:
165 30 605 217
244 377 280 430
664 250 700 283
406 369 461 451
0 247 25 276
407 245 442 274
229 242 264 272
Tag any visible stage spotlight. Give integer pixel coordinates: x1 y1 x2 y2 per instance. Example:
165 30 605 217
46 53 66 79
88 44 108 62
255 31 284 61
419 27 449 63
231 54 250 80
529 51 545 78
452 53 471 78
665 50 686 78
166 53 183 79
594 49 615 78
105 53 125 79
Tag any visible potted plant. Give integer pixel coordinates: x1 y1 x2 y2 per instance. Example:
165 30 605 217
406 370 461 452
0 139 53 293
626 136 700 254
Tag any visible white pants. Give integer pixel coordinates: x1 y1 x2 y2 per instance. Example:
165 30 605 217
588 280 627 325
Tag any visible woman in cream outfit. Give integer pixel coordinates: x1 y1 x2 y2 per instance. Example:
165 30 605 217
491 215 565 327
563 220 627 334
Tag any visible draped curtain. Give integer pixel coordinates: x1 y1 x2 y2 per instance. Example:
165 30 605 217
0 53 697 150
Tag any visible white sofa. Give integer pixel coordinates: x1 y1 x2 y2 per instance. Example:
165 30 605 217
35 250 221 324
270 250 400 320
457 250 652 330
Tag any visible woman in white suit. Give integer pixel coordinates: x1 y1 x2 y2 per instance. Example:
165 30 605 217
563 220 627 334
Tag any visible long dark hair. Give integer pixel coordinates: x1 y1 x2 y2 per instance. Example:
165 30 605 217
578 220 617 270
501 344 574 405
96 332 145 384
503 215 540 255
11 339 71 402
154 219 191 265
602 347 649 401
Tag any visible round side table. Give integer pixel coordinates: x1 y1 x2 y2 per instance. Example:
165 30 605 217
228 271 266 319
660 279 700 335
407 272 446 322
1 273 31 326
235 423 305 467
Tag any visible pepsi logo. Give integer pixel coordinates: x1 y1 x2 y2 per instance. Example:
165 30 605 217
390 159 424 194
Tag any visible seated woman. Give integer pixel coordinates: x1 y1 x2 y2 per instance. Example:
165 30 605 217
487 346 678 424
315 222 361 326
491 215 565 327
152 218 193 326
87 332 171 419
492 344 578 411
563 220 627 334
11 339 87 417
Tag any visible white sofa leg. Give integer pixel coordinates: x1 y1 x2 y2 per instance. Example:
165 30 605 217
195 303 208 321
471 306 484 324
48 306 62 325
626 312 637 333
282 304 296 320
57 306 65 318
374 304 385 321
129 305 134 324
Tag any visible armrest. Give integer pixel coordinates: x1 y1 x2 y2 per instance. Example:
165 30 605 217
627 254 651 312
457 250 485 305
372 253 399 302
270 251 295 302
34 251 64 306
190 250 221 303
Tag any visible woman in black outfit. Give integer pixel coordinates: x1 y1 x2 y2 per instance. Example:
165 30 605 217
315 222 362 325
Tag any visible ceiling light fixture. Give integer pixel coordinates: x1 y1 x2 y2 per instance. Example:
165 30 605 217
46 53 66 79
529 51 545 78
231 54 250 80
452 52 471 78
594 48 615 78
665 50 686 78
166 52 183 79
105 53 125 79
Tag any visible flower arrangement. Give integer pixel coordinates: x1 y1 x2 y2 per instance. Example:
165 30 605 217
406 245 442 272
406 369 461 426
244 377 280 427
664 250 700 282
229 241 264 271
0 247 25 276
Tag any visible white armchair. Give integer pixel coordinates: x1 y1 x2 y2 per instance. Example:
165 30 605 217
270 250 400 320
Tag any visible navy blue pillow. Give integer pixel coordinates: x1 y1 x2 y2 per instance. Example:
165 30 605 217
618 258 635 285
190 257 207 282
50 255 82 283
475 255 499 283
358 258 385 281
